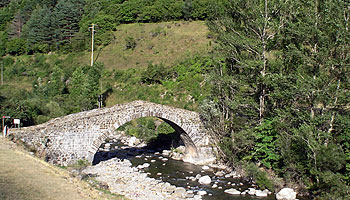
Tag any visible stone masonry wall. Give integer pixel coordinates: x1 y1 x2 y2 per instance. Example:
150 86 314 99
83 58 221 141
9 100 215 166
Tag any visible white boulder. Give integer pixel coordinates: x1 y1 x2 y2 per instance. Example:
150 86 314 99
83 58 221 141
255 190 268 197
276 188 297 200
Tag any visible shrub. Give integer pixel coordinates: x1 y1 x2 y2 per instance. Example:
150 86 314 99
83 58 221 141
245 162 275 191
124 36 136 50
6 38 27 55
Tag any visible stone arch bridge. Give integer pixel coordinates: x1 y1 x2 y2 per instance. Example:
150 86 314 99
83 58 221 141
9 101 215 166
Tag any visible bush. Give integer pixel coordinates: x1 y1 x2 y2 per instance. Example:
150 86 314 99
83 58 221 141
124 36 136 50
6 38 27 55
245 162 275 191
156 122 175 135
141 63 173 84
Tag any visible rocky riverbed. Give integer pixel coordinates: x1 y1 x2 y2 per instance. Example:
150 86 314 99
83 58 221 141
81 134 299 200
83 158 202 200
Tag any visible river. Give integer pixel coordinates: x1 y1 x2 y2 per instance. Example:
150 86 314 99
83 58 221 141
92 140 280 200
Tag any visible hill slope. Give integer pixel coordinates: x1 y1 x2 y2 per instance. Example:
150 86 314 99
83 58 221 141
77 21 211 70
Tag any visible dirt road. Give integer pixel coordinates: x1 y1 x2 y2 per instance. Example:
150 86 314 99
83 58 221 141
0 137 125 200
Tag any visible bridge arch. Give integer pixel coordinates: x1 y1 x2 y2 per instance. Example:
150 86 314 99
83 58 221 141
9 101 215 166
89 116 199 163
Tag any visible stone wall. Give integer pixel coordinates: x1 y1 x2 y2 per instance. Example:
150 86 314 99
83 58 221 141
9 100 216 166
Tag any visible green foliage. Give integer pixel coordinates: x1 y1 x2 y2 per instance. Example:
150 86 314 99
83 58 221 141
124 36 136 50
53 0 84 51
251 120 280 169
6 38 27 55
141 63 172 84
156 122 175 135
202 0 350 198
68 63 102 112
0 31 7 56
22 5 54 51
245 162 275 191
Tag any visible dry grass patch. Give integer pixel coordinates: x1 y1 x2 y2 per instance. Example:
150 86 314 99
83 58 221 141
79 21 211 70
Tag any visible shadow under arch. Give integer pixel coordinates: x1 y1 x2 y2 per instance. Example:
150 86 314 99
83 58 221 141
90 116 199 165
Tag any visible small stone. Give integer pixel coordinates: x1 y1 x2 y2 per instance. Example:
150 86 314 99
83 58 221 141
195 174 202 179
173 187 186 198
151 160 156 162
215 171 225 177
162 163 166 166
198 191 207 196
202 165 210 170
185 190 194 198
212 184 218 188
224 188 241 195
142 163 150 168
157 173 162 176
198 175 211 185
162 158 168 162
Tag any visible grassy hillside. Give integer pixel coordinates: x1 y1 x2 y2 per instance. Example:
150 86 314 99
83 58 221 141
77 21 211 70
0 21 212 125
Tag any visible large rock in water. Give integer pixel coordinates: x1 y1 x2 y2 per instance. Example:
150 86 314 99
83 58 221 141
198 175 212 184
276 188 297 200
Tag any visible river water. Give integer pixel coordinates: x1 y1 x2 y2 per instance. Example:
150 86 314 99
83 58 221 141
93 140 280 200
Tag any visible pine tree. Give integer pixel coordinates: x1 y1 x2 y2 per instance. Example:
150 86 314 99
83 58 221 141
22 5 54 47
53 0 84 50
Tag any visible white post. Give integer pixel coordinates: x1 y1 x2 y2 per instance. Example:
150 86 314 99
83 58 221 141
89 24 96 66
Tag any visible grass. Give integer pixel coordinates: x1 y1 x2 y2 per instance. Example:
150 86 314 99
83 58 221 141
0 137 128 200
79 21 211 70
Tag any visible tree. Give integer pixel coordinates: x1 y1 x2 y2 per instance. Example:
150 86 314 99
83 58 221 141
22 5 55 50
68 63 101 112
53 0 85 50
203 0 350 196
202 0 288 161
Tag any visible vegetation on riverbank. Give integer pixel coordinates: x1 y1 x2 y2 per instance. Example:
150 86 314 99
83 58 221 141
200 0 350 198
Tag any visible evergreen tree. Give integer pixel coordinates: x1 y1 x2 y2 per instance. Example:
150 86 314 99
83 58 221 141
53 0 84 50
8 11 25 38
22 5 54 48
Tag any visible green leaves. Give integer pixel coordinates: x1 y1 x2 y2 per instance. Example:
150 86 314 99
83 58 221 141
204 0 350 196
69 63 101 112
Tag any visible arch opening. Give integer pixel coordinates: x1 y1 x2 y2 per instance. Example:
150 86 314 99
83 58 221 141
91 117 197 165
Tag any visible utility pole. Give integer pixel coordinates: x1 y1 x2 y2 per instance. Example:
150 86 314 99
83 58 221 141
89 24 103 108
89 24 96 66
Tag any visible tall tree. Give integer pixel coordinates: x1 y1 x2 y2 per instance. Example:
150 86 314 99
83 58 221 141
22 5 54 47
53 0 84 50
202 0 288 157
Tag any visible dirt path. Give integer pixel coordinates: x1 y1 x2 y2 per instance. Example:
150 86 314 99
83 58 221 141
0 137 126 200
